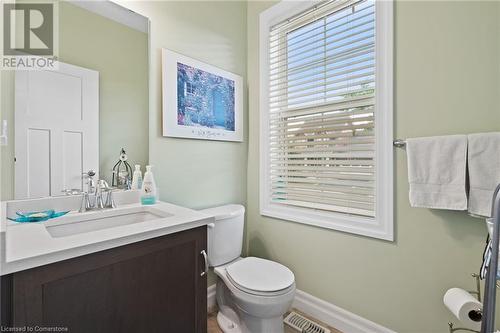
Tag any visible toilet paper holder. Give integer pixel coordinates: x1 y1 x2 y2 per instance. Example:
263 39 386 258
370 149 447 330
448 274 483 333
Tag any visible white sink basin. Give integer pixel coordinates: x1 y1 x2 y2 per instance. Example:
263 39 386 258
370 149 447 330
45 206 172 238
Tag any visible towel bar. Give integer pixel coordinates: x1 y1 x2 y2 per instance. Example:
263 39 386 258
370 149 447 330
393 139 406 148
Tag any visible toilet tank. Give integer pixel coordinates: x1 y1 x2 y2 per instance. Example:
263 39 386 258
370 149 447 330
200 204 245 267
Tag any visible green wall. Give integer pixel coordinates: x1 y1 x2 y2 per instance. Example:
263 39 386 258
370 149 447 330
1 70 15 200
116 0 248 286
247 1 500 332
59 2 149 185
0 1 149 198
119 0 247 209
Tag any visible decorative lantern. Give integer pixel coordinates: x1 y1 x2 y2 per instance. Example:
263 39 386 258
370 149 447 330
112 148 133 189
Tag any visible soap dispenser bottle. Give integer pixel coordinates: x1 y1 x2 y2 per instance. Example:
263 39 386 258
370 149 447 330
141 165 157 205
131 165 143 190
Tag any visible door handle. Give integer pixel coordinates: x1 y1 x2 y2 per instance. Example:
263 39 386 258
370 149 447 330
200 250 208 277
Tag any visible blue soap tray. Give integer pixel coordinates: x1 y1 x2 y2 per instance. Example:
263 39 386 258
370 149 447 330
8 210 69 223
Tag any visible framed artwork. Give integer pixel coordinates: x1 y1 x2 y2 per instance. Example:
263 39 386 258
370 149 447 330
161 49 243 142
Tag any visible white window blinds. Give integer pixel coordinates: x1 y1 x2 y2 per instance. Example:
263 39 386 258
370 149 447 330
268 0 376 218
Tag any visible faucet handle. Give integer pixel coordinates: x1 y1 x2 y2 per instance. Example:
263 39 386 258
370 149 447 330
83 170 96 177
82 170 97 194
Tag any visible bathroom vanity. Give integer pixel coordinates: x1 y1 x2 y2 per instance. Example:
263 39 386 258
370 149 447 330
0 193 212 333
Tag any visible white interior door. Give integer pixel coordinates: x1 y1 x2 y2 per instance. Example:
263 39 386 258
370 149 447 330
15 62 99 199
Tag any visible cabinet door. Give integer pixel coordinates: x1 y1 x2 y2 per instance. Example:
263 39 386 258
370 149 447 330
11 226 207 333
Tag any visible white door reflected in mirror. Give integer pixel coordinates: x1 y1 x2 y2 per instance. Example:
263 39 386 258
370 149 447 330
14 62 99 199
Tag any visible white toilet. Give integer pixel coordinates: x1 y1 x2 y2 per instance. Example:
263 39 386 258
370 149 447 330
201 204 296 333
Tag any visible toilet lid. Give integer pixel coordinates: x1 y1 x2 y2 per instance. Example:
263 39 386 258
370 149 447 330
226 257 295 293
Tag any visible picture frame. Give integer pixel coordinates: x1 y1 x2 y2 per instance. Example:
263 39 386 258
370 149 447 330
161 48 243 142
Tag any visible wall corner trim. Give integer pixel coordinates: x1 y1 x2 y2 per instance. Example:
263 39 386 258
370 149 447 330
207 285 395 333
292 289 396 333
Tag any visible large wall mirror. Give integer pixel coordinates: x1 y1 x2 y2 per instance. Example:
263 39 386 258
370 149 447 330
0 1 149 200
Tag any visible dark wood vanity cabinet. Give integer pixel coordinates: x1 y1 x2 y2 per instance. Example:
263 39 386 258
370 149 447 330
1 226 207 333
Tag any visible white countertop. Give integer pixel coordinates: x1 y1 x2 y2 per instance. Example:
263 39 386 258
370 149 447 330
0 198 213 275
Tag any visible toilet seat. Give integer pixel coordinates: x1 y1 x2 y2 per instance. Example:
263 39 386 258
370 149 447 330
225 257 295 296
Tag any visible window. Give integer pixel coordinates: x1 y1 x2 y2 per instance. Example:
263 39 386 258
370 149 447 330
185 82 195 96
259 0 393 240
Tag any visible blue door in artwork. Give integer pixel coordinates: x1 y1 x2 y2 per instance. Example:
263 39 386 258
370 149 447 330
213 89 225 128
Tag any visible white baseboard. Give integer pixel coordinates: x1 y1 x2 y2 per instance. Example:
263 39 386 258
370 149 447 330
207 285 394 333
292 289 395 333
207 284 217 311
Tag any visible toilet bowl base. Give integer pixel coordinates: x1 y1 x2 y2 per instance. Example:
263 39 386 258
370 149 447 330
217 306 242 333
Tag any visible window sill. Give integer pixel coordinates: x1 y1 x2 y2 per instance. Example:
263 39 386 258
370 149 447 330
260 203 393 241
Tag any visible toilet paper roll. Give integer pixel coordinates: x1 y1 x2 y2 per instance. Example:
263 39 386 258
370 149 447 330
444 288 483 331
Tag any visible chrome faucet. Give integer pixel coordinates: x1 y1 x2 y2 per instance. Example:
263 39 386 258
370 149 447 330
80 171 116 212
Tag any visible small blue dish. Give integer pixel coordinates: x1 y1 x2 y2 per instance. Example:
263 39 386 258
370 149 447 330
9 210 69 223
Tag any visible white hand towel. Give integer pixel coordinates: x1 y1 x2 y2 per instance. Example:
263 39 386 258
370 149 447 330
468 132 500 217
406 135 468 210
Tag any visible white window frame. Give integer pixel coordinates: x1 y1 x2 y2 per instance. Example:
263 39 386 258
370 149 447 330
259 0 393 241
